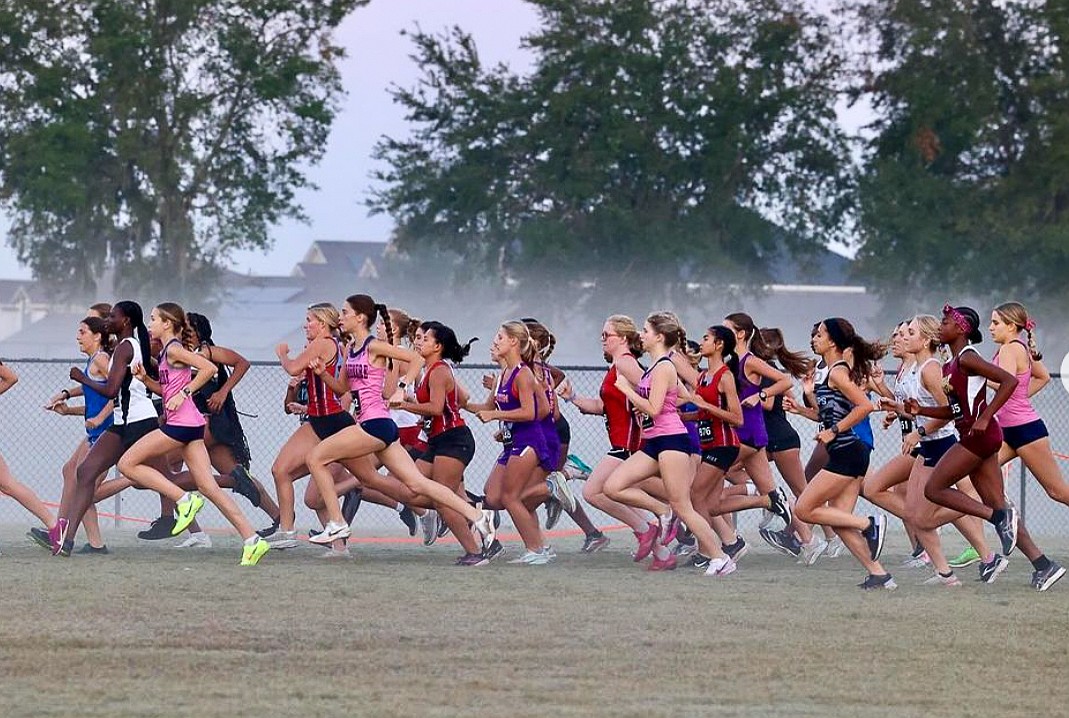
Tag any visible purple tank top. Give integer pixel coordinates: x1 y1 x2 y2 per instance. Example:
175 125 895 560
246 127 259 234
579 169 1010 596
346 337 390 422
495 365 542 444
636 357 685 439
736 353 768 447
159 339 205 428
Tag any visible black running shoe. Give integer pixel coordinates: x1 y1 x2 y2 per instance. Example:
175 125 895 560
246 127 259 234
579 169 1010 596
341 488 363 526
722 537 749 561
256 518 280 539
863 515 887 561
483 539 506 563
544 497 562 530
994 506 1019 556
399 506 417 536
27 527 51 551
857 573 897 591
690 553 712 570
760 528 802 557
1032 562 1066 592
138 516 177 540
977 554 1009 584
768 488 793 528
436 513 450 539
75 543 109 555
57 540 74 558
229 465 262 508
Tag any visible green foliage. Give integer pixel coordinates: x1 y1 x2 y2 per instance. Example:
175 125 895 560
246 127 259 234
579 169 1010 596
370 0 853 296
854 0 1069 313
0 0 364 298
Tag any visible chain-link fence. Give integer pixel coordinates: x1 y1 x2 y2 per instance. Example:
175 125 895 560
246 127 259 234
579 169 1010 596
3 359 1069 539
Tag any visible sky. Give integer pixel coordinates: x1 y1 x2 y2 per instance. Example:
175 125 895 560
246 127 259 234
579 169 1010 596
0 0 541 279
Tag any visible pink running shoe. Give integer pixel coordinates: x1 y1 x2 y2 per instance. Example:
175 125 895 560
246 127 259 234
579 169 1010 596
660 511 680 546
648 553 678 572
633 524 660 562
48 518 69 556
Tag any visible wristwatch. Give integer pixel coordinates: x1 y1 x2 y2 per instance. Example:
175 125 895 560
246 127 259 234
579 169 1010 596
398 380 408 391
917 425 928 438
758 390 768 401
181 387 192 397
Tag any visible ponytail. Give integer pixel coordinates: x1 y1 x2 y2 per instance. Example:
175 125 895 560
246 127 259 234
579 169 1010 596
758 327 813 378
822 317 886 386
708 325 740 384
421 321 477 364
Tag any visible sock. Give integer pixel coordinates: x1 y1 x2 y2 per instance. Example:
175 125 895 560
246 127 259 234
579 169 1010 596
395 503 404 512
1031 555 1052 572
745 482 758 496
178 492 191 504
984 553 995 563
989 508 1006 526
243 534 258 546
939 570 953 578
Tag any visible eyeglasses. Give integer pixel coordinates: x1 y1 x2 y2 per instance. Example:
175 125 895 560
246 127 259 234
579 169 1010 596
601 332 620 340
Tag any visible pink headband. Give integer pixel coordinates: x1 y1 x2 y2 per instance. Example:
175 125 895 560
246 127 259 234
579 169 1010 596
943 304 972 334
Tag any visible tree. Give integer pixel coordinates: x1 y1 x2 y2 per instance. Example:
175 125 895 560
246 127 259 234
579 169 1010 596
0 0 365 299
852 0 1069 314
370 0 853 301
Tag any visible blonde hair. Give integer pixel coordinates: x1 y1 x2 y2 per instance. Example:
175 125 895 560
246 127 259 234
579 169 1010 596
388 307 420 346
606 314 643 356
501 320 537 364
307 303 341 337
911 314 945 360
646 311 686 351
994 301 1042 360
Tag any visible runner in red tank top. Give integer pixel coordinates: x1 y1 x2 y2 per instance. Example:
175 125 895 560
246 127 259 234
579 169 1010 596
558 315 658 552
906 304 1064 591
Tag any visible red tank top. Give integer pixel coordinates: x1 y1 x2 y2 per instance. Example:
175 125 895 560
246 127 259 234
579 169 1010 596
304 338 345 417
943 345 988 431
696 365 740 449
601 364 639 451
414 360 466 438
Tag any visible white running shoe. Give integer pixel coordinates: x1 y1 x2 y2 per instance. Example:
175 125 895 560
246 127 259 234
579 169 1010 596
921 572 961 587
508 547 554 565
704 557 737 577
546 471 578 513
265 529 300 550
798 537 828 566
420 510 438 546
174 532 212 549
308 521 350 545
824 535 847 558
472 509 497 552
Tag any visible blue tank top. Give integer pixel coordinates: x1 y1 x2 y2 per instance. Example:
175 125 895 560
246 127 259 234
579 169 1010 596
83 351 114 442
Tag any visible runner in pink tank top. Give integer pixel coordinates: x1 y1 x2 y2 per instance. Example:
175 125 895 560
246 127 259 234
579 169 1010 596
347 336 391 422
158 339 206 428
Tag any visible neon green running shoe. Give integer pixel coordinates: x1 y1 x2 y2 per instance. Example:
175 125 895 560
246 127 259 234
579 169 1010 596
172 493 205 536
240 538 270 566
948 546 981 568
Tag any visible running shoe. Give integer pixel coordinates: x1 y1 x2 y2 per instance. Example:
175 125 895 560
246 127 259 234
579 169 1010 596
48 517 69 556
137 516 176 540
633 523 660 562
857 573 897 591
581 533 610 553
341 488 363 526
544 498 562 530
174 532 212 549
240 538 271 566
436 513 450 539
265 529 299 550
673 535 698 557
902 551 931 569
722 537 749 562
455 552 489 567
309 521 350 545
75 543 109 555
57 540 73 558
399 506 418 536
768 488 793 529
759 528 801 557
994 506 1019 556
690 553 712 570
1032 562 1066 592
229 465 262 508
977 554 1009 584
318 546 352 560
546 471 578 513
472 509 497 553
660 511 681 546
824 535 847 558
648 553 678 571
565 454 593 480
508 547 554 565
921 572 961 587
420 510 438 546
798 537 828 566
483 539 506 563
704 557 737 577
948 546 981 568
27 527 51 551
863 514 887 561
256 518 280 539
172 493 205 536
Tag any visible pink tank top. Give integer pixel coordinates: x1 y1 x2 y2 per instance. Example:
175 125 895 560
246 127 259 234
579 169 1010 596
346 336 390 422
636 356 685 439
994 339 1040 428
159 339 206 428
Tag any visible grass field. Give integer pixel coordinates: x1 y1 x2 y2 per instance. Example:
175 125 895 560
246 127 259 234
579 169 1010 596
1 525 1067 718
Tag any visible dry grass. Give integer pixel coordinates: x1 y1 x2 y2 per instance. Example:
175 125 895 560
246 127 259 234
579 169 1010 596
1 526 1067 718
